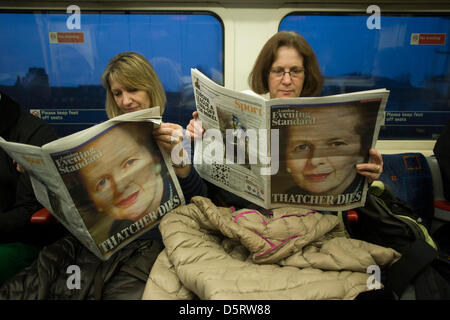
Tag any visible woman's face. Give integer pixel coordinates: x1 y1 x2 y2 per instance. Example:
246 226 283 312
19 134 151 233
79 126 162 221
285 107 363 195
268 46 305 99
109 79 151 114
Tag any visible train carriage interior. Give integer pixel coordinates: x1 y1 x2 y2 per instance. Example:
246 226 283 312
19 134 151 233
0 0 449 302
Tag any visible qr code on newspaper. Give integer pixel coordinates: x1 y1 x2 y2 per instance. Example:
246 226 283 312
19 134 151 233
211 164 231 187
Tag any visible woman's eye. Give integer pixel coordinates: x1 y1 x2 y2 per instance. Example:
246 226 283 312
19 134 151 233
330 141 347 147
294 144 310 152
124 158 138 168
112 91 121 97
96 178 108 191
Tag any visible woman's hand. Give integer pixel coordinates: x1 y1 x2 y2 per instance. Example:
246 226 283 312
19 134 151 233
153 122 184 153
356 148 383 184
13 160 26 173
153 122 191 178
186 111 205 140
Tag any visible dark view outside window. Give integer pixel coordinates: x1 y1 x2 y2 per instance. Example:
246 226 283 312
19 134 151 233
0 11 224 137
280 14 449 140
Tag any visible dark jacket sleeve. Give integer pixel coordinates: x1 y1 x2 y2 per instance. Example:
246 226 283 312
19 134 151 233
177 165 208 203
0 234 164 300
0 113 66 245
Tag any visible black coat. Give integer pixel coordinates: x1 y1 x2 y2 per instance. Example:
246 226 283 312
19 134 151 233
0 234 164 299
0 92 67 244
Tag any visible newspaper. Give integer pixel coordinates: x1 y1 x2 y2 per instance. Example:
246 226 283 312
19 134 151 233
191 68 389 211
0 107 185 260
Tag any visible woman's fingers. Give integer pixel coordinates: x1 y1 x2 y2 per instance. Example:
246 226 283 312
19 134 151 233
356 148 383 183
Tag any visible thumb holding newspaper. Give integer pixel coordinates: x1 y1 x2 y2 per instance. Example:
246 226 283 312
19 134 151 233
186 111 205 140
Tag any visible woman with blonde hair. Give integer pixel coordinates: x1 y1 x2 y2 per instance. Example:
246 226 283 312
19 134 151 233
101 52 207 210
102 52 167 118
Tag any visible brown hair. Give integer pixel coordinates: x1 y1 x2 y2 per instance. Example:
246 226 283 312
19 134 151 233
101 52 167 118
248 31 323 97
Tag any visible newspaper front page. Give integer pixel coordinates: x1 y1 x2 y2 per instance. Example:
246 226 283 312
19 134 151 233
0 108 185 260
269 91 388 211
191 68 389 211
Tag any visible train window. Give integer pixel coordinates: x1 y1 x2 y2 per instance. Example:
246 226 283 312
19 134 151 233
280 13 449 140
0 11 223 136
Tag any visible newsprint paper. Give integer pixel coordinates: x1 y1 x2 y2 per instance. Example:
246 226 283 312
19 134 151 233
0 107 185 260
191 68 389 211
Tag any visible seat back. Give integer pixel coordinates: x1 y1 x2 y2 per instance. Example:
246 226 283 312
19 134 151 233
379 153 434 228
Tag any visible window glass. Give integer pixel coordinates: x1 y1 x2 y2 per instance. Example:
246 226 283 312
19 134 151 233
280 14 450 139
0 11 223 136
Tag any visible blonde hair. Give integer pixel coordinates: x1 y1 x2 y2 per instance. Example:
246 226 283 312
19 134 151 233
101 52 167 118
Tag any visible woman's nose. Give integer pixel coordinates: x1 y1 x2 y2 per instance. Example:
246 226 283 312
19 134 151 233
309 156 327 167
122 92 133 105
112 171 130 195
281 72 293 84
308 147 328 166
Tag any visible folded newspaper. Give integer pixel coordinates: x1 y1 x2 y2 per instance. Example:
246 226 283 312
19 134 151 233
191 68 389 211
0 107 185 260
